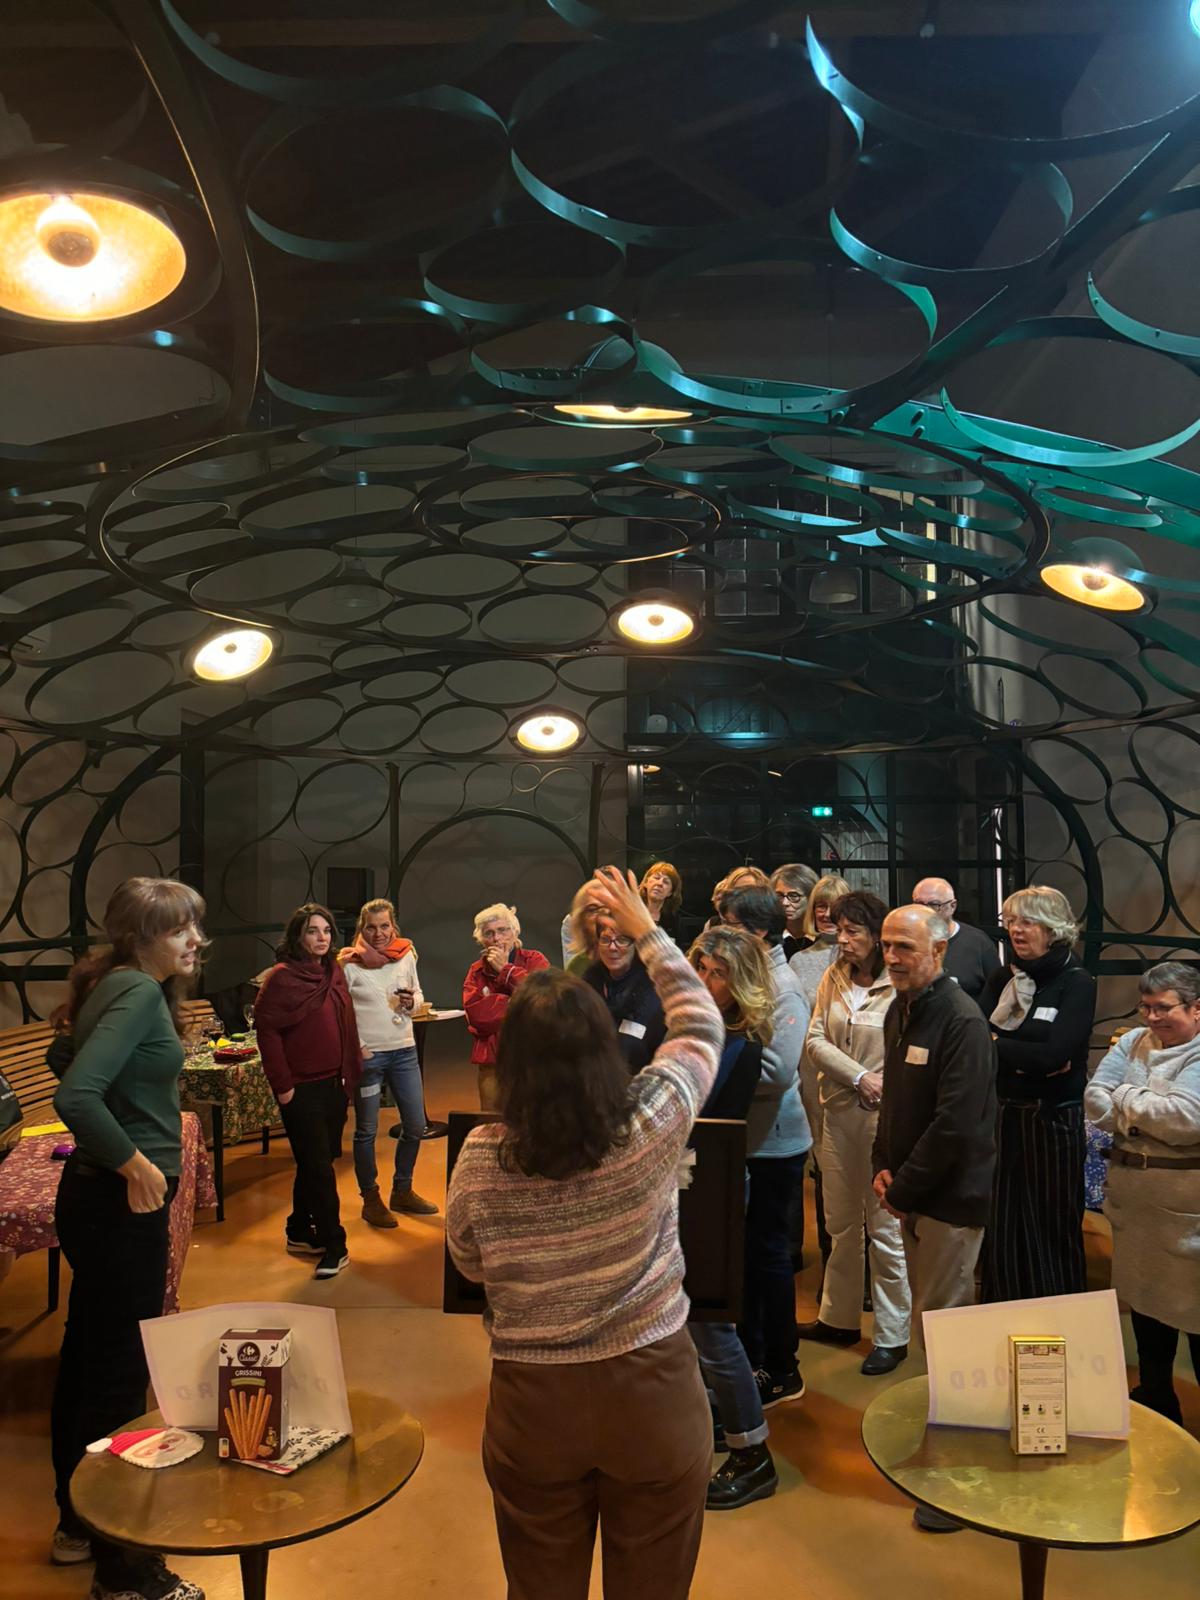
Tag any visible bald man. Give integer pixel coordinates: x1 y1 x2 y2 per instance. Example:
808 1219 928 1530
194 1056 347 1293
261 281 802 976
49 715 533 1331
872 905 997 1533
911 877 1002 1002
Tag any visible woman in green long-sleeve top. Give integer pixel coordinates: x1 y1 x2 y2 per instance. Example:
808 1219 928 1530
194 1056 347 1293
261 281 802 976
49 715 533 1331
49 876 208 1600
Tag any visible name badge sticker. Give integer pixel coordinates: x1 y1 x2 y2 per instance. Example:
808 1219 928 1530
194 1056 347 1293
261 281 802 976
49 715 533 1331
1033 1006 1058 1022
619 1019 647 1039
905 1045 930 1065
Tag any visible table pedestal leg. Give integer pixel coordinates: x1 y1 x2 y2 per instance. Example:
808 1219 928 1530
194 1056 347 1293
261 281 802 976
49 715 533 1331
239 1546 269 1600
47 1245 60 1312
1018 1541 1047 1600
212 1105 225 1223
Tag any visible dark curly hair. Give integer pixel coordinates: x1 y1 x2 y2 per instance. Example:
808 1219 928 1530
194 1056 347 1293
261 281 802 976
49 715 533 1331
495 969 632 1180
830 890 889 980
275 902 340 966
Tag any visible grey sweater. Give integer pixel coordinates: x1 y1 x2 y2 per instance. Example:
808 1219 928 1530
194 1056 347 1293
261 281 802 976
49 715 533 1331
746 945 812 1159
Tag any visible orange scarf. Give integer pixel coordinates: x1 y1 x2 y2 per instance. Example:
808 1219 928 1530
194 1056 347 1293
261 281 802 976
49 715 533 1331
339 933 413 970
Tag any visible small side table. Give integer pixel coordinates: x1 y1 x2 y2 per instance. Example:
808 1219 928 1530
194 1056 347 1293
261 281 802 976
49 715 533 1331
393 1009 465 1141
861 1376 1200 1600
72 1390 423 1600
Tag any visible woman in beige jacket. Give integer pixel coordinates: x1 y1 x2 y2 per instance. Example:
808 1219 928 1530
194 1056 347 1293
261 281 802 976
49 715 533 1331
797 891 911 1376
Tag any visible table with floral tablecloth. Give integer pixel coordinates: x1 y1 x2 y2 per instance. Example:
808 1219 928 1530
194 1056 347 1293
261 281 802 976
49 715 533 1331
179 1042 279 1148
0 1111 216 1313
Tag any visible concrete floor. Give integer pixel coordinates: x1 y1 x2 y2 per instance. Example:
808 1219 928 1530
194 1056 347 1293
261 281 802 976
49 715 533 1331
2 1047 1196 1600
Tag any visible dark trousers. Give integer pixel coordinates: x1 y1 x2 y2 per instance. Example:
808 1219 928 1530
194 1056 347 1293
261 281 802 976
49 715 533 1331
1131 1309 1200 1423
51 1157 176 1581
787 1158 831 1270
483 1329 711 1600
742 1151 807 1375
981 1100 1086 1303
280 1076 347 1252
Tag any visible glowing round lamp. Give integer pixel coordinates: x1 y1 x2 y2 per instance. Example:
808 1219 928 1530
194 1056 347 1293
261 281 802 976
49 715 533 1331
191 628 274 683
0 190 186 322
1191 0 1200 36
615 599 695 646
553 403 692 425
514 711 582 753
1039 537 1145 613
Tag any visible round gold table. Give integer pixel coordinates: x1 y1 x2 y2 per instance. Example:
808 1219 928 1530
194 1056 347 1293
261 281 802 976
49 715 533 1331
72 1390 424 1600
862 1376 1200 1599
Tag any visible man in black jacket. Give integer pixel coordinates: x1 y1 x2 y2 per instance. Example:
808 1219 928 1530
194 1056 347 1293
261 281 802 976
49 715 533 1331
912 877 1003 1002
872 904 997 1533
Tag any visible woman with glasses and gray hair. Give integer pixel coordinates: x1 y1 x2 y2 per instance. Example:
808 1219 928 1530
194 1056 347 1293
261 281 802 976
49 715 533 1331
1084 961 1200 1424
770 863 818 960
463 904 549 1111
978 886 1096 1303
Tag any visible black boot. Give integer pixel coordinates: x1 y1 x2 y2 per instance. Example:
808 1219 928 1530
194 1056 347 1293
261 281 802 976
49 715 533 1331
706 1444 779 1510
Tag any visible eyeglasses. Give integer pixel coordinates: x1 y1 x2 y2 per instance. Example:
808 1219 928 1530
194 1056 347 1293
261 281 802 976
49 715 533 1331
1138 1000 1188 1021
777 891 805 905
598 933 634 950
1002 916 1040 931
916 898 955 913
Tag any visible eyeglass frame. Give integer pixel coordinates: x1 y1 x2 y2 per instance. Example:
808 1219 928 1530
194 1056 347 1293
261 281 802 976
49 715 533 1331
915 897 956 913
1138 998 1192 1021
597 932 635 950
776 890 806 905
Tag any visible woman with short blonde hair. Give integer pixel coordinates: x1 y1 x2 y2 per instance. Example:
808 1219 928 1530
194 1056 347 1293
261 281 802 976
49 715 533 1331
979 885 1096 1302
788 873 851 1007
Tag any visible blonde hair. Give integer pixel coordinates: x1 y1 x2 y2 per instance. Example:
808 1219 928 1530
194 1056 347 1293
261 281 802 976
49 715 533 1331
567 884 606 959
639 861 682 918
711 865 769 906
354 897 397 939
473 903 520 946
1001 886 1079 946
802 874 852 939
688 926 775 1045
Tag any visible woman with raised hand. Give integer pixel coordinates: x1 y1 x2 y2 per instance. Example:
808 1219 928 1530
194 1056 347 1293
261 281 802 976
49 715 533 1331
446 866 723 1600
51 876 208 1600
255 902 361 1282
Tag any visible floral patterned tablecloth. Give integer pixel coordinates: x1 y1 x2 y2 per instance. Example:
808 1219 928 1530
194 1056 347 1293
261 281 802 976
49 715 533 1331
180 1044 281 1147
0 1112 216 1313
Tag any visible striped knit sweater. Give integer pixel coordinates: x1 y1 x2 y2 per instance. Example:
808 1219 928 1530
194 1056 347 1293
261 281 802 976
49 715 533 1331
445 927 723 1363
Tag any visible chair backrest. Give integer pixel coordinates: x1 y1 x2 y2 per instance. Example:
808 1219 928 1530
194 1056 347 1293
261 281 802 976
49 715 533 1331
0 1022 59 1125
178 998 219 1030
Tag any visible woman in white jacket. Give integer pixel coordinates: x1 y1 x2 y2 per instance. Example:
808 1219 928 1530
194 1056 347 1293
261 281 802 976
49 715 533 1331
1084 960 1200 1424
797 891 910 1376
339 898 438 1225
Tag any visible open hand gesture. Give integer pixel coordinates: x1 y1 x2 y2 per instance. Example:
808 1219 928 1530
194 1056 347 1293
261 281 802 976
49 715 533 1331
584 866 656 944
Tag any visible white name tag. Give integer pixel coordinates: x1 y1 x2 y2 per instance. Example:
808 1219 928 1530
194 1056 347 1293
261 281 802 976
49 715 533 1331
359 1082 381 1099
905 1045 929 1065
1034 1006 1058 1022
854 1012 885 1030
619 1019 647 1039
482 986 491 997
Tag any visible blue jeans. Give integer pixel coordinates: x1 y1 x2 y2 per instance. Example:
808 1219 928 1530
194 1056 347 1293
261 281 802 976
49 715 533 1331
689 1322 768 1449
353 1046 425 1194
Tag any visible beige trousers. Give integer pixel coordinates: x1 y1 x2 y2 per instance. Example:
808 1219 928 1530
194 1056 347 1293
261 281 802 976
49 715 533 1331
900 1212 982 1350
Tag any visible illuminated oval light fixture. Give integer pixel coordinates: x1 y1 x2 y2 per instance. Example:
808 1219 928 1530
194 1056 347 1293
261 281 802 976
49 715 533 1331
1039 537 1146 613
514 710 582 754
191 627 274 683
553 403 693 426
0 190 186 322
615 597 696 646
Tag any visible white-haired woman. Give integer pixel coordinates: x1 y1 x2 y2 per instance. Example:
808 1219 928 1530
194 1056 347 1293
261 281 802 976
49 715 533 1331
463 904 549 1110
1084 961 1200 1424
979 886 1096 1302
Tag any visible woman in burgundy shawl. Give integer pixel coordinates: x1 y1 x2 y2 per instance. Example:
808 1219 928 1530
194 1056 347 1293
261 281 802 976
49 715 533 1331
255 902 361 1280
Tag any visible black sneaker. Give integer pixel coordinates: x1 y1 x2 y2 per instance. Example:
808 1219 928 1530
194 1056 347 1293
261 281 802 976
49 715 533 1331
754 1366 805 1409
285 1232 322 1257
313 1248 349 1279
706 1444 779 1510
90 1552 205 1599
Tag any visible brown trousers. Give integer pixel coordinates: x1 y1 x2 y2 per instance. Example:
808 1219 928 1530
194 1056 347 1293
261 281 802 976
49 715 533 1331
483 1328 712 1600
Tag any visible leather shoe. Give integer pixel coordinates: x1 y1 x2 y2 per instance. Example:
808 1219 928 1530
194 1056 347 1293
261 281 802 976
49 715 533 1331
706 1444 778 1510
861 1343 908 1375
796 1319 860 1347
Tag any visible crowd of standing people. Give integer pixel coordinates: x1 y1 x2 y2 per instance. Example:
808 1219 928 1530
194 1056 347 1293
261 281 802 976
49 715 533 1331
39 858 1200 1600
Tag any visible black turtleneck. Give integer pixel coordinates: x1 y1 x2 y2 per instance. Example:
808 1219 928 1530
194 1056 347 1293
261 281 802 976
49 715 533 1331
979 946 1096 1106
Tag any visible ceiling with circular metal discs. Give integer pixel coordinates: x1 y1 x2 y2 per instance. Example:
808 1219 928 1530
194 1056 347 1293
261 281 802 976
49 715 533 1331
2 1 1200 761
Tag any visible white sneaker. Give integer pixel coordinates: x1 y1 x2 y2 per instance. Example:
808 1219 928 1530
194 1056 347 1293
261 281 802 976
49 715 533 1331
51 1525 93 1565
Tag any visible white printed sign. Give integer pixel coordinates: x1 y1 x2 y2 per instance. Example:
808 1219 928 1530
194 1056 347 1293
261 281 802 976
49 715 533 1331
923 1289 1128 1438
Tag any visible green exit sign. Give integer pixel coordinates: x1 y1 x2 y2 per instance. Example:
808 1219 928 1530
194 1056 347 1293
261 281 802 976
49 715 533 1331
811 805 833 818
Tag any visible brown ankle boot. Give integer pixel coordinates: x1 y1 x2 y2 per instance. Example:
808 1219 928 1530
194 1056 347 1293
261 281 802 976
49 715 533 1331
388 1184 439 1216
361 1186 398 1228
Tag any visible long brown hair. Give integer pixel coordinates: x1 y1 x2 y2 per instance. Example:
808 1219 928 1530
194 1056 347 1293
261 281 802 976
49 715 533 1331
276 902 340 966
495 969 631 1180
55 876 207 1036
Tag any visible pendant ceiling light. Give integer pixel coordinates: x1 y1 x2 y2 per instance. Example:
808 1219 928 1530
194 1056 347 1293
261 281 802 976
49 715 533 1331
552 403 692 425
0 190 186 322
513 710 582 753
614 597 696 646
190 628 274 682
1039 537 1146 612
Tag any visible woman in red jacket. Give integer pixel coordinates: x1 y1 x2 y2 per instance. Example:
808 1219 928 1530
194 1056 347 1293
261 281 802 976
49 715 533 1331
255 902 361 1280
462 903 549 1110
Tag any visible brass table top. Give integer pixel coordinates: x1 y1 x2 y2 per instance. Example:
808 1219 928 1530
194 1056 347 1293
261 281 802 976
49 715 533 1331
862 1376 1200 1550
72 1390 424 1557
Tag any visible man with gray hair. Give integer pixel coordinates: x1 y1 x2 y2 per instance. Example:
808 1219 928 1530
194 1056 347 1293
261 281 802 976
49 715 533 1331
872 904 996 1533
911 877 1002 1002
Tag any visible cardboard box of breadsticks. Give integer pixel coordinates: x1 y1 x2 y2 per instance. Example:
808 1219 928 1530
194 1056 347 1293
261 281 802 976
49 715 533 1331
218 1328 290 1463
